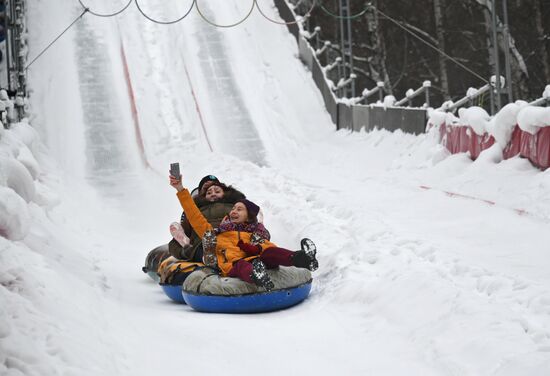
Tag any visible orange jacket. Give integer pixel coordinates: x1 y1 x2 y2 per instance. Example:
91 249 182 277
176 189 276 276
158 256 202 285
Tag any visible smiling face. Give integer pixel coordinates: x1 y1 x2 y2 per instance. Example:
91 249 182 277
229 202 248 224
205 185 224 202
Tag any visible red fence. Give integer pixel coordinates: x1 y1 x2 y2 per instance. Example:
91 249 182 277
438 123 550 170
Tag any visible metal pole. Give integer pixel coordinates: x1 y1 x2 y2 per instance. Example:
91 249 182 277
490 0 502 111
338 0 354 97
488 82 495 114
338 0 347 96
314 28 320 51
3 0 10 90
501 0 513 103
18 0 25 96
15 0 23 95
425 87 430 108
345 2 354 97
6 0 14 92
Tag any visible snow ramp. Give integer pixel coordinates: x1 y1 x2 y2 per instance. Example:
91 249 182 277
16 1 550 375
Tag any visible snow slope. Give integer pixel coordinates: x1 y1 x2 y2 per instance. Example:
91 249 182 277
1 0 549 375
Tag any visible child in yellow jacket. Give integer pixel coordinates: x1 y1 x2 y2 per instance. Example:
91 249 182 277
169 173 318 290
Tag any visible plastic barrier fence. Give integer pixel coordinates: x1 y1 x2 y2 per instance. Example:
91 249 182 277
439 123 550 170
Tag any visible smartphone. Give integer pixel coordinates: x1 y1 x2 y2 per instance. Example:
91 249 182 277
170 163 180 178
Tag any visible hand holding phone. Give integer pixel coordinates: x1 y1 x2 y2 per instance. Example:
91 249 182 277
170 162 181 179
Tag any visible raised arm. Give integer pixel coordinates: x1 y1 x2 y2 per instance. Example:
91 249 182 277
170 174 213 238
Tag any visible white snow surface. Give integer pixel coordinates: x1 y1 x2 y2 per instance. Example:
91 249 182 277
518 106 550 135
457 106 490 135
1 0 550 375
488 101 527 145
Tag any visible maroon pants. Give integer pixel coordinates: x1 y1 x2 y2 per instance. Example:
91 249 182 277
228 247 293 284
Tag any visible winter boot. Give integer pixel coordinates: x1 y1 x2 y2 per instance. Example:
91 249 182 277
292 238 319 271
202 230 217 267
250 259 274 291
170 222 191 248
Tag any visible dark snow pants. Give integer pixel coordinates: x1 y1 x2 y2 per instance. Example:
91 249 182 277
228 247 293 284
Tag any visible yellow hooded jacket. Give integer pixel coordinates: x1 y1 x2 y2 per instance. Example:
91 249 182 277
176 189 276 276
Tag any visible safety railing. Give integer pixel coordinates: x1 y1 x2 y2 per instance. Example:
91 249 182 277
303 26 321 51
436 76 510 113
333 73 356 93
394 81 431 108
351 82 385 105
438 84 493 113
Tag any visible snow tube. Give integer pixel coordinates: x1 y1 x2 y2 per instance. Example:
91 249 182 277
181 266 312 313
142 244 170 282
160 284 186 304
157 257 201 303
183 282 311 313
145 271 159 282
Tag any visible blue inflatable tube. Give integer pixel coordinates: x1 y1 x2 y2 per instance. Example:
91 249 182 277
182 282 312 313
161 284 186 304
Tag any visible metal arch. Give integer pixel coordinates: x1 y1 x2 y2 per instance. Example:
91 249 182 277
77 0 133 17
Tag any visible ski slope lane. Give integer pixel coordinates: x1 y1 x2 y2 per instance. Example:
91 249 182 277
23 0 550 375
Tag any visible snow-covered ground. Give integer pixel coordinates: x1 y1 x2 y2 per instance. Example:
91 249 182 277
1 0 550 375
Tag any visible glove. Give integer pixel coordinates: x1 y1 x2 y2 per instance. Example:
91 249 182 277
237 240 262 256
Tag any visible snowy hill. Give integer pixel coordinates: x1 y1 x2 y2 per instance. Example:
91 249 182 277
1 0 549 375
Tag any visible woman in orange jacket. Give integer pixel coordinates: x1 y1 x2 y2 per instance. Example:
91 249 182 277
169 173 318 290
